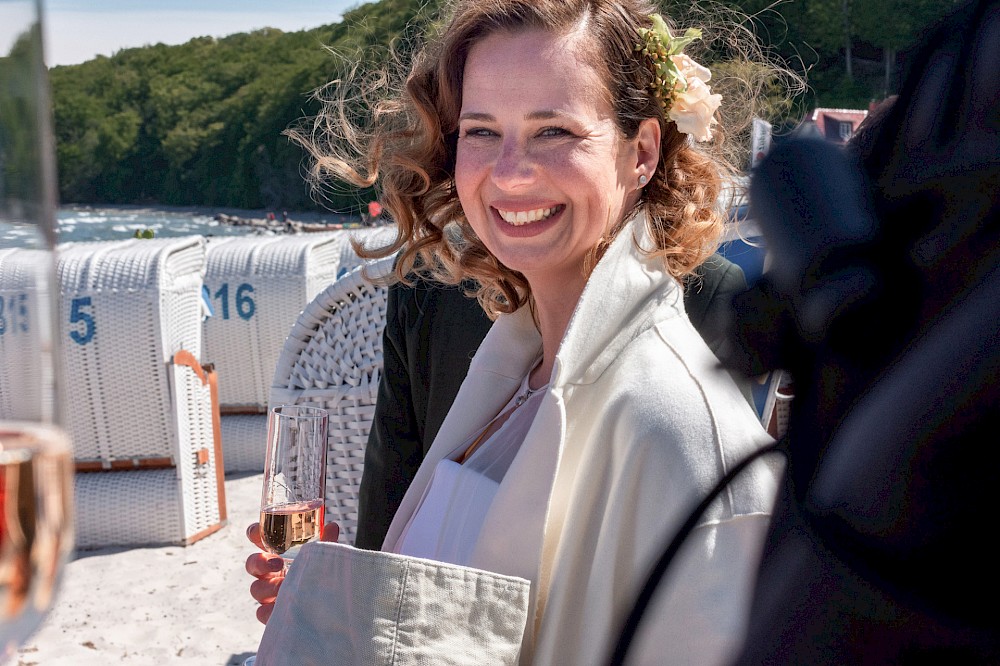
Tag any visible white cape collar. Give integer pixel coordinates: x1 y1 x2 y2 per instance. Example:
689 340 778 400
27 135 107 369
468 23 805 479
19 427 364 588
473 210 685 388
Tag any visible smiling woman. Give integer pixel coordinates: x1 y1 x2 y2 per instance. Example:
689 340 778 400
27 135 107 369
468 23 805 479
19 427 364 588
256 1 786 663
455 26 649 342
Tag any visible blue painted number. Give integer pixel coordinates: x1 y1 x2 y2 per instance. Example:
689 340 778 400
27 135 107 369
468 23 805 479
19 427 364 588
211 282 255 321
0 294 29 336
235 283 255 320
69 296 96 345
213 283 229 320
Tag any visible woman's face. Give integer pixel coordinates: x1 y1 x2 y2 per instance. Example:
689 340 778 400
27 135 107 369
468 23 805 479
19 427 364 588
455 28 649 294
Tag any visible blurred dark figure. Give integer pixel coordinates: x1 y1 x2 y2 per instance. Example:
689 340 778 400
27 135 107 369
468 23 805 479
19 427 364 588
727 0 999 661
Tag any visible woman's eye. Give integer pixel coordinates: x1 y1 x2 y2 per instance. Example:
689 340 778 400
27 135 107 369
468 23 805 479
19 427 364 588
539 126 571 138
462 127 497 138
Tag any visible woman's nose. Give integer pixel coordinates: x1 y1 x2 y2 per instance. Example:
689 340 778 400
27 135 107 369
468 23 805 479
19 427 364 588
491 139 535 190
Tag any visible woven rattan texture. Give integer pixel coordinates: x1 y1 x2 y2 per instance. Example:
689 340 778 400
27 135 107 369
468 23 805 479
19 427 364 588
219 413 268 473
203 233 349 410
170 357 223 539
73 358 223 548
0 248 53 422
74 469 184 548
56 237 206 462
336 227 398 278
270 256 394 545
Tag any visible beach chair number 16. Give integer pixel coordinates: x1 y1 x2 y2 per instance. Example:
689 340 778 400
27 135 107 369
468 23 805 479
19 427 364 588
69 296 95 345
211 282 256 321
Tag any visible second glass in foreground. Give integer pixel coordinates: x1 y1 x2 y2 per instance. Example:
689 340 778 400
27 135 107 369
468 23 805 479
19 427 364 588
259 406 328 561
1 0 75 661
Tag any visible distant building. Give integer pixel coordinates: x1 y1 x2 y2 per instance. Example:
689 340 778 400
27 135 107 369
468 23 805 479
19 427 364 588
800 108 869 144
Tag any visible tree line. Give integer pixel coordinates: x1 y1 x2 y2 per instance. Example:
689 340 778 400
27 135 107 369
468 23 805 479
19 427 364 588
738 0 960 108
1 25 47 216
43 0 958 212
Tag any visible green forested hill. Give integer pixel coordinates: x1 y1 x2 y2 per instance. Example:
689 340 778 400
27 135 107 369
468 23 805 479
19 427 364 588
50 0 437 211
48 0 958 212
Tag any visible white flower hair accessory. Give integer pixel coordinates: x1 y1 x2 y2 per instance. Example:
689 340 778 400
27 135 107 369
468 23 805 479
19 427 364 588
636 15 722 142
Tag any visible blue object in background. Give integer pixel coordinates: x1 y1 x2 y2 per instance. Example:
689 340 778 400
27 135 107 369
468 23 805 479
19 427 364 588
719 204 767 286
201 284 215 319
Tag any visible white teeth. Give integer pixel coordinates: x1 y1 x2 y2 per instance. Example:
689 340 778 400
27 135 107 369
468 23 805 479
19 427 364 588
498 206 558 226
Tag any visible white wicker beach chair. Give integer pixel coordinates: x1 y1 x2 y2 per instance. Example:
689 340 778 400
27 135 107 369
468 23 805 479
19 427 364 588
57 237 226 547
202 233 350 411
268 255 394 545
216 225 399 474
73 352 226 548
335 226 398 277
57 237 206 459
0 248 54 422
218 412 268 472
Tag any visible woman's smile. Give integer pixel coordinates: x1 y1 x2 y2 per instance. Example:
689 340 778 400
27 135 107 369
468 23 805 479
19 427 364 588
494 205 562 226
489 204 566 238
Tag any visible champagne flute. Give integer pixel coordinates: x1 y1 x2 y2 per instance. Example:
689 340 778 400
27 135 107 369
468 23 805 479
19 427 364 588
0 0 75 661
259 406 328 564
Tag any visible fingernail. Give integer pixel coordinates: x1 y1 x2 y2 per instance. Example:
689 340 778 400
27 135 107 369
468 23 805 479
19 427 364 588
267 558 284 572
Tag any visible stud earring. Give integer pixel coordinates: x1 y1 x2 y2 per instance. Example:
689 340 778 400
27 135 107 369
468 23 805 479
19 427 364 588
638 174 648 187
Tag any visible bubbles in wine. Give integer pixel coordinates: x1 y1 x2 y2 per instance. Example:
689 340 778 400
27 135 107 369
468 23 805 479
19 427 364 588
259 499 324 556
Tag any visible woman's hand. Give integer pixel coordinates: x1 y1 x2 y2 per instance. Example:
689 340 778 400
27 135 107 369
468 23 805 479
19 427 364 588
245 521 340 624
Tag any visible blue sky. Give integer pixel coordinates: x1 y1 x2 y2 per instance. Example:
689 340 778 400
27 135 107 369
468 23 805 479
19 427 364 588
42 0 360 66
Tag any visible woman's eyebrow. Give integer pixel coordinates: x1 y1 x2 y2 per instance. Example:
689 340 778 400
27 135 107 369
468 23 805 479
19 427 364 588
458 110 566 122
458 112 494 122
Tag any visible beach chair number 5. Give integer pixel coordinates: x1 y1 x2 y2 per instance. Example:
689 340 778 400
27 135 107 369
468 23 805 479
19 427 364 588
69 296 96 345
212 282 256 321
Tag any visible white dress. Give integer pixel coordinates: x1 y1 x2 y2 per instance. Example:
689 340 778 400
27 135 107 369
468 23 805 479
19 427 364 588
395 371 546 570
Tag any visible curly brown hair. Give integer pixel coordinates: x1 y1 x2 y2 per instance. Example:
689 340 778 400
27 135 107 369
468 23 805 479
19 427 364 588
290 0 779 317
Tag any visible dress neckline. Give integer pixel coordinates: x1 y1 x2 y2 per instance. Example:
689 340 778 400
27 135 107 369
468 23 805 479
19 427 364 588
458 361 548 464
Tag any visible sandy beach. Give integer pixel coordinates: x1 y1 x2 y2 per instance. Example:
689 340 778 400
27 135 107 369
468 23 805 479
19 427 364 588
3 211 393 666
17 472 267 666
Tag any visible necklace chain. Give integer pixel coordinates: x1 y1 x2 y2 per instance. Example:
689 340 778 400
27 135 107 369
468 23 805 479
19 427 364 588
514 387 537 407
459 372 543 464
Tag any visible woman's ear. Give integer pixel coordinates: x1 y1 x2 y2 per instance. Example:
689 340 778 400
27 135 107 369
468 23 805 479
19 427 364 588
634 117 661 185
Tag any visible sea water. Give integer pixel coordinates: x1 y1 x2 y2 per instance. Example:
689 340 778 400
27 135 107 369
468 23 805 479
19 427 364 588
0 205 359 248
55 206 253 244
